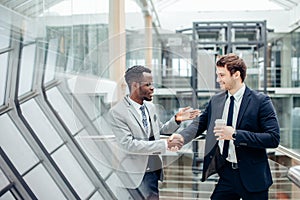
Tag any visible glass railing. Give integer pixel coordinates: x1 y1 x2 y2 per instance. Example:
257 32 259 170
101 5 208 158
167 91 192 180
160 141 300 200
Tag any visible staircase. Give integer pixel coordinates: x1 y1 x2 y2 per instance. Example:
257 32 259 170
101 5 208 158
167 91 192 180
160 153 215 200
160 151 300 200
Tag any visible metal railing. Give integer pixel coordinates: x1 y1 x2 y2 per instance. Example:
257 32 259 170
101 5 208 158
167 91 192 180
288 165 300 188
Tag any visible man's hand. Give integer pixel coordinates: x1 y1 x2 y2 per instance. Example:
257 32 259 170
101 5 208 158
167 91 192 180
175 107 200 122
214 125 235 140
167 134 184 151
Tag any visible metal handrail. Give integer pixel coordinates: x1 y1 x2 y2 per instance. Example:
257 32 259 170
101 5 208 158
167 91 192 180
287 165 300 188
276 145 300 162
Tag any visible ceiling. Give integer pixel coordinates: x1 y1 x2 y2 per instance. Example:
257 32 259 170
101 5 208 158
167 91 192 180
151 0 299 12
0 0 299 18
0 0 62 17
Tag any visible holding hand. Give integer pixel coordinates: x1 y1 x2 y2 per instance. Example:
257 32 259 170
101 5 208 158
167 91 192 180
167 134 184 151
214 125 235 140
175 106 200 122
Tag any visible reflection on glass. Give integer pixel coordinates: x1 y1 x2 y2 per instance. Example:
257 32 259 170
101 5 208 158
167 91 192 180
75 130 112 178
0 114 39 174
292 107 300 151
89 192 104 200
24 164 66 200
18 44 36 96
44 38 58 83
0 27 10 49
52 145 94 199
0 53 8 105
46 87 83 134
0 168 9 190
0 192 15 200
21 99 63 153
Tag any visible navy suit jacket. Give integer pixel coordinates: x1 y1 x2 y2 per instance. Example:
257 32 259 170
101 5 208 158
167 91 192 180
180 86 280 192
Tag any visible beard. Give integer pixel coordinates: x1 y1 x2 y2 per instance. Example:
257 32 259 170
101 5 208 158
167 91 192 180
143 95 152 101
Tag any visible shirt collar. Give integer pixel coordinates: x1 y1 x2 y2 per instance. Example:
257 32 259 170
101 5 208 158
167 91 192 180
228 83 246 102
128 96 144 111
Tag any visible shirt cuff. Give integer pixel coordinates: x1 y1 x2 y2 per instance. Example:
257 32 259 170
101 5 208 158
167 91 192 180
164 139 168 150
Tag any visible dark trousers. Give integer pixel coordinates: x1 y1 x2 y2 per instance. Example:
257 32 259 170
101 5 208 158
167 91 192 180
128 170 161 200
211 161 268 200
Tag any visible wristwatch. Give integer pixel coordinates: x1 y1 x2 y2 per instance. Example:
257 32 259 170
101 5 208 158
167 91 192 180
232 130 237 140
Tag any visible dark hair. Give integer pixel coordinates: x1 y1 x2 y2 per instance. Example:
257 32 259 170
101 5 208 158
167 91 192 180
216 53 247 82
125 65 151 91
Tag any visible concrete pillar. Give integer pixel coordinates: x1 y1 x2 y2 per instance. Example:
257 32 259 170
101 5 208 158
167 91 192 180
145 14 153 69
109 0 126 102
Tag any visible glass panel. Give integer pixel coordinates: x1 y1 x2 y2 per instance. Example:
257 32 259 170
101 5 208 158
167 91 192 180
0 114 39 174
106 173 132 200
0 192 15 200
21 99 63 153
75 130 112 179
18 44 36 96
0 53 8 105
52 145 94 199
24 164 66 200
292 107 300 151
69 94 100 121
0 24 10 49
65 47 74 73
46 87 83 134
44 38 58 83
0 168 9 190
89 192 104 200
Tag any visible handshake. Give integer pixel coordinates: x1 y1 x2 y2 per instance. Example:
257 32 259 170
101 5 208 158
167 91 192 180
165 106 200 152
167 134 184 152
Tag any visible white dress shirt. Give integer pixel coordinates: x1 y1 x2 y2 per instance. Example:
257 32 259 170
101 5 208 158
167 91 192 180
128 98 151 136
218 84 245 163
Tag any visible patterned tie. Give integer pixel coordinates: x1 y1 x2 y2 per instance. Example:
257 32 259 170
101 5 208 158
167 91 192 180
140 105 161 171
223 96 234 159
140 105 149 134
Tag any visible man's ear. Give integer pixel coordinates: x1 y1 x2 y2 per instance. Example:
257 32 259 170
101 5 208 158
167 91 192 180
131 81 139 90
234 71 240 79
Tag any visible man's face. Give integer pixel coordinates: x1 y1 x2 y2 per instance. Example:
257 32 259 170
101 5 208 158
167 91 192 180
216 66 236 91
138 72 154 101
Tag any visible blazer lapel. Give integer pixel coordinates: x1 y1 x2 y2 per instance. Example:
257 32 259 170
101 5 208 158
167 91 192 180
145 104 155 139
124 96 146 135
236 87 251 128
215 93 227 120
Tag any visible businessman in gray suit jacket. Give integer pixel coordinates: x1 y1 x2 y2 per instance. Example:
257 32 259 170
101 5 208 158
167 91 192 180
108 65 199 200
171 53 280 200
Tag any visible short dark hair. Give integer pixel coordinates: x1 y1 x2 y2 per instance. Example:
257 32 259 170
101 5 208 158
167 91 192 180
125 65 151 91
216 53 247 82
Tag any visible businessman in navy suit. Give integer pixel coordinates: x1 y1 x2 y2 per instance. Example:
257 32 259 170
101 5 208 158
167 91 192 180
170 53 280 199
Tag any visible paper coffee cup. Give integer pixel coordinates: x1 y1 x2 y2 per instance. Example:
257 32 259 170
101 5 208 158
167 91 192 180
215 119 226 128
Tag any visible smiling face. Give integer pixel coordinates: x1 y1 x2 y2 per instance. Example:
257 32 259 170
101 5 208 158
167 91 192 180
216 65 241 94
130 72 154 104
138 72 154 102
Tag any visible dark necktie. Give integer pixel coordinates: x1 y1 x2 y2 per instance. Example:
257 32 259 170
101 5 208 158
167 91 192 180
223 96 234 159
140 105 149 135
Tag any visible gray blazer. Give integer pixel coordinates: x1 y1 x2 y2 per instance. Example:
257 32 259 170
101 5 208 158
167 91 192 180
107 95 180 188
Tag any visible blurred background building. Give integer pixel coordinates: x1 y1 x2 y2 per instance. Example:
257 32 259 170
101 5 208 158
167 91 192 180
1 0 300 199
